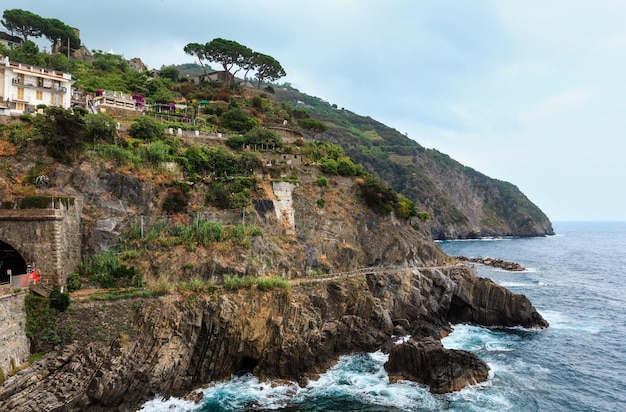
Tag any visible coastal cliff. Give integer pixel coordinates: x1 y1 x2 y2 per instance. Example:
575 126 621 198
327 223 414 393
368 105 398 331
0 96 550 410
0 265 547 411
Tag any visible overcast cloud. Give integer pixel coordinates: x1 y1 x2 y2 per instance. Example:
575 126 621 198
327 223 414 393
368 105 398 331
4 0 626 222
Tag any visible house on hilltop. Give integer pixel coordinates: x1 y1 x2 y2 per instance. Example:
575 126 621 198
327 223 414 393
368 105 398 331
0 57 74 116
0 31 22 49
187 70 235 85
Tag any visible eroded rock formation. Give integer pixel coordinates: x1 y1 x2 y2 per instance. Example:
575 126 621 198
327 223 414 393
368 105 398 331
384 338 489 394
455 256 526 271
0 265 547 411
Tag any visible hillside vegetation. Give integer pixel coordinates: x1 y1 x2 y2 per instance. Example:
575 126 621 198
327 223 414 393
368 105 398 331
272 87 553 238
0 35 552 246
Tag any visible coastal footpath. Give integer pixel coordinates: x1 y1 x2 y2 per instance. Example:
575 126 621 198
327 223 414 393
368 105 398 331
0 264 547 411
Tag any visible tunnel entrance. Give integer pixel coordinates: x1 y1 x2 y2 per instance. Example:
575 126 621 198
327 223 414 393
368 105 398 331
0 240 27 284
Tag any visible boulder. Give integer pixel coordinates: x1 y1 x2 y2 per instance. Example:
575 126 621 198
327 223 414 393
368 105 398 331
384 338 489 393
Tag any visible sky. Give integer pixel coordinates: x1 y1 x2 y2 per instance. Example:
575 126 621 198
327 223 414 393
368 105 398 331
3 0 626 222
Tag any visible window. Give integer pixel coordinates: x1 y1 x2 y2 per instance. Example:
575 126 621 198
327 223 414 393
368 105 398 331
17 87 24 100
36 90 43 100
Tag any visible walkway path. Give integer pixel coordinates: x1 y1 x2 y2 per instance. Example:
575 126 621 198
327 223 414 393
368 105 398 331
289 263 466 286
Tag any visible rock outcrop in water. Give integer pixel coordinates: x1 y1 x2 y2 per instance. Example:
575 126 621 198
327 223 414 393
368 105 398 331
0 265 547 411
385 338 489 393
455 256 526 271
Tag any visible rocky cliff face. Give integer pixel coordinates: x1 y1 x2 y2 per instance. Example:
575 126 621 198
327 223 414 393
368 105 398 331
0 125 549 411
0 265 547 411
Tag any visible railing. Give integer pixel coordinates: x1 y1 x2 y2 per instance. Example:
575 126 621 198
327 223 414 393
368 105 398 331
9 273 38 288
8 61 67 79
11 93 29 102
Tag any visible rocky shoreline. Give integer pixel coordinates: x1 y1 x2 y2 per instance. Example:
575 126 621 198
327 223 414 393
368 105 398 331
455 256 526 271
0 265 547 411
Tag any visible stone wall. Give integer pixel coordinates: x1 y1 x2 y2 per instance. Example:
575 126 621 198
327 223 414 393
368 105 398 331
0 293 28 378
0 199 82 286
272 181 296 230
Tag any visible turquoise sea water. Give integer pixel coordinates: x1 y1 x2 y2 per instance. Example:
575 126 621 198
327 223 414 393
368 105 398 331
138 221 626 411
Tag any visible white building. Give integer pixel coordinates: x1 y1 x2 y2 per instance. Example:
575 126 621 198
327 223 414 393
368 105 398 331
0 57 74 115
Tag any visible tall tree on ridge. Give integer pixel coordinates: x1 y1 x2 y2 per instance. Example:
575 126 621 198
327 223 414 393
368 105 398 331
204 38 250 84
43 18 80 50
183 42 209 77
253 53 286 88
1 9 45 41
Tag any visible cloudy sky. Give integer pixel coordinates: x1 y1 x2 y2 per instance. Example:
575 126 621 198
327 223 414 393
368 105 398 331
4 0 626 222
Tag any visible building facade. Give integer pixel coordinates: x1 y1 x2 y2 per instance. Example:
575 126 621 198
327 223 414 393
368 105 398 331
0 57 74 115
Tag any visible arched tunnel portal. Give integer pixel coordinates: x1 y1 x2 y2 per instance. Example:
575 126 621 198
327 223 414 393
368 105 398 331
0 239 27 284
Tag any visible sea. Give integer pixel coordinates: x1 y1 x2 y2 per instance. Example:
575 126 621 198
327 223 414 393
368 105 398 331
138 221 626 412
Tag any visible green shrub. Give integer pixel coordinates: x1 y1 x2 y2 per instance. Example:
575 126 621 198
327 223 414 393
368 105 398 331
120 249 141 260
26 352 44 364
221 108 259 133
7 124 34 151
66 271 81 292
151 281 172 296
19 113 33 122
143 139 172 164
394 194 419 218
297 118 327 134
336 158 357 176
93 144 142 166
19 195 74 209
181 145 209 175
229 191 251 209
317 198 325 208
225 134 247 150
129 116 164 141
73 107 88 117
83 113 116 143
24 294 60 352
319 158 338 174
181 221 224 247
316 176 328 187
48 286 70 312
243 127 282 147
229 224 246 244
223 275 256 290
256 277 291 291
246 224 262 237
75 250 142 288
358 175 397 214
251 95 263 109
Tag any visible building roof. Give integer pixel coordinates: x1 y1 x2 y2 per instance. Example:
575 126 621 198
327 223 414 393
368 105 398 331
0 31 21 43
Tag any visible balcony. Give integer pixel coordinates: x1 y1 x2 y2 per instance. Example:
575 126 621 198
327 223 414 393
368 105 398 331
11 94 30 103
11 77 67 93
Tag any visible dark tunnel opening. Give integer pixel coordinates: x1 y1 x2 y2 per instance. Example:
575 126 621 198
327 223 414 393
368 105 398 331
0 240 27 284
